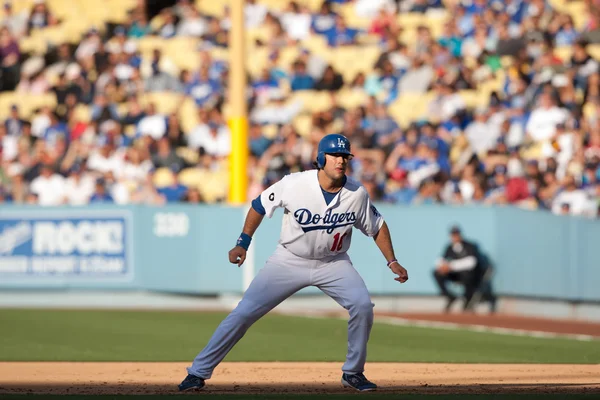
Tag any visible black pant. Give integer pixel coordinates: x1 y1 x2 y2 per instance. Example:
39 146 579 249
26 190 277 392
433 269 479 307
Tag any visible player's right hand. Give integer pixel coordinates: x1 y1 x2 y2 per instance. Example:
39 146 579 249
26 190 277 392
228 246 247 267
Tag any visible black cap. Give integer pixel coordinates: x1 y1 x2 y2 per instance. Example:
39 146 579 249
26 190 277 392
450 225 461 235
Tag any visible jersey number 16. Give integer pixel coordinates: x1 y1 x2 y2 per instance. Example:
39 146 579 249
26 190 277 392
330 232 347 252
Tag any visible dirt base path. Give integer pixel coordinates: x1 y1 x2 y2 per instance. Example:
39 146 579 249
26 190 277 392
389 313 600 337
0 362 599 395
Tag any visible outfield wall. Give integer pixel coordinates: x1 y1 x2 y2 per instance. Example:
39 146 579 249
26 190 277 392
0 204 599 302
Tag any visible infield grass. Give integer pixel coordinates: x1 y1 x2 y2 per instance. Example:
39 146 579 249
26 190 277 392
1 309 598 363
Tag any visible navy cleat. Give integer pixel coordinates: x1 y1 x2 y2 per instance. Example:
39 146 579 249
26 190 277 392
341 373 377 391
178 374 205 391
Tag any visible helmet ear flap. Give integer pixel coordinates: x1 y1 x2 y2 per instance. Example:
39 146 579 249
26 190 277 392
316 152 326 169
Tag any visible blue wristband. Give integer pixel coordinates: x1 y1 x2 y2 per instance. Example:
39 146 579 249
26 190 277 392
236 233 252 250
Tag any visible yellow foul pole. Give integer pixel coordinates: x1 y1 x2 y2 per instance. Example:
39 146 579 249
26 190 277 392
228 0 248 205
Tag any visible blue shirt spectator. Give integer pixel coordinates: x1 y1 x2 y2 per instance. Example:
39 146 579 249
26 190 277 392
44 114 69 149
186 73 222 106
90 179 114 204
290 60 314 91
324 17 360 47
158 184 189 202
311 3 337 35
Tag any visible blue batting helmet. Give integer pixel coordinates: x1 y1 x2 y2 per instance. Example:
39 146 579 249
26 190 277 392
316 134 353 168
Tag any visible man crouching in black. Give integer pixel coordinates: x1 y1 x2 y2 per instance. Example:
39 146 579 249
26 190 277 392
433 225 482 312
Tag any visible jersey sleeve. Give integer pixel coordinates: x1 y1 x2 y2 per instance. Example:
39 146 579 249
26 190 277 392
355 189 384 237
258 176 288 218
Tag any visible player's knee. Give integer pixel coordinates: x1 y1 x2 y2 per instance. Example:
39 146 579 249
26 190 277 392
351 299 374 320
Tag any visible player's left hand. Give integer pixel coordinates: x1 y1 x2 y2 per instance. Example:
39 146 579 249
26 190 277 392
228 246 247 267
390 262 408 283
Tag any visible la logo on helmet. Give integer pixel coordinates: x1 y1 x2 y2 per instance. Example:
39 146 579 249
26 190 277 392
337 138 346 148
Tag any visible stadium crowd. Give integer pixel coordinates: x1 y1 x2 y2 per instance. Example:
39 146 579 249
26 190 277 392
0 0 600 218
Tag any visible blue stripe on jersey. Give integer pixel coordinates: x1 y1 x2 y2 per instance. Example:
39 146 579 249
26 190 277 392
301 221 355 233
321 188 337 205
252 194 266 215
321 176 346 205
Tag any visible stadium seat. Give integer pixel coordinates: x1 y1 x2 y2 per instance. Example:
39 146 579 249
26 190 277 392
72 104 91 123
588 45 600 61
176 147 200 165
388 92 435 128
289 90 333 113
563 1 587 31
262 124 279 139
199 169 229 203
554 46 573 63
301 35 329 57
328 46 380 83
0 93 57 120
458 90 482 109
196 0 229 17
178 167 206 188
335 88 369 110
139 92 184 116
179 98 201 135
337 3 372 29
153 167 176 188
292 114 313 137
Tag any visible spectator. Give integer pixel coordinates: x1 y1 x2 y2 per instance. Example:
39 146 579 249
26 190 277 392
324 16 360 47
0 27 20 91
144 49 182 92
128 11 151 38
183 187 204 203
177 5 207 37
311 1 337 36
29 163 65 206
90 93 120 125
290 60 314 91
89 177 115 203
2 2 28 38
190 121 231 159
281 1 311 41
152 137 185 171
156 7 177 38
157 167 189 202
26 0 57 35
63 163 95 205
525 92 569 144
5 104 25 137
137 102 167 140
244 0 267 29
551 174 593 216
186 64 222 106
314 65 344 91
249 123 273 158
201 17 228 47
384 169 417 204
296 48 327 81
369 7 398 37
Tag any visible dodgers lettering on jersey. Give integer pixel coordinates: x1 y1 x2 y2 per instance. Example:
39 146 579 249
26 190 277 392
258 170 384 260
293 208 357 233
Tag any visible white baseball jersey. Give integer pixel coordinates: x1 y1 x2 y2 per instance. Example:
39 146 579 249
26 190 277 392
258 170 384 260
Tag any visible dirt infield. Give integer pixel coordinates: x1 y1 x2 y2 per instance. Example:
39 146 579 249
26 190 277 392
0 362 599 395
386 312 600 337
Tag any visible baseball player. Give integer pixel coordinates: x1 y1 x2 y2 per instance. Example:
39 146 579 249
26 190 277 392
178 133 408 392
